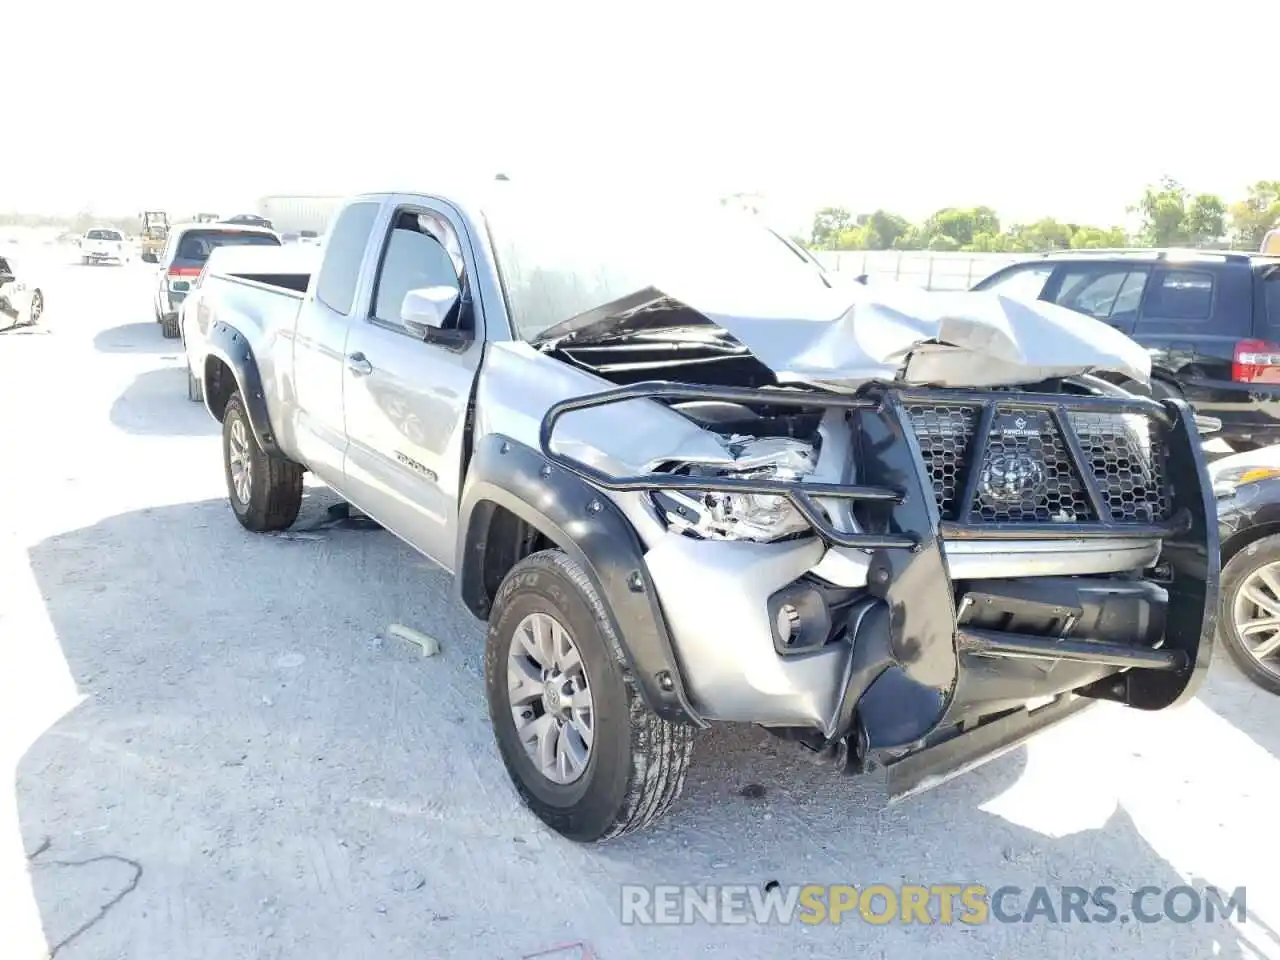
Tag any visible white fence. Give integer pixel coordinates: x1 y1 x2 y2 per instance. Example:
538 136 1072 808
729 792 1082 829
810 250 1030 291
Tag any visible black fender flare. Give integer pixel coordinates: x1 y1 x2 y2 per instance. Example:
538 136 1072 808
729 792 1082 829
457 434 704 727
203 319 286 458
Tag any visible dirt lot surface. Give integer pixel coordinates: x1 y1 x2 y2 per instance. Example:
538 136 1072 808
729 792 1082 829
2 252 1279 958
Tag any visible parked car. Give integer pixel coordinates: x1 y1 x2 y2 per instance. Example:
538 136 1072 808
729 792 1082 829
79 227 128 265
181 243 317 401
973 249 1280 450
192 187 1217 843
153 223 281 339
221 213 274 229
1212 444 1280 693
0 254 44 331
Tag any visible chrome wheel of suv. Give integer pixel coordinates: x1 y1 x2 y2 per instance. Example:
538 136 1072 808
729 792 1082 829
507 611 595 785
228 417 253 505
1221 536 1280 696
1231 562 1280 672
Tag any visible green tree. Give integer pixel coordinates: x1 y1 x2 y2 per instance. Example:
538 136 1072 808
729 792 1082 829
809 206 854 249
1070 225 1129 249
1228 180 1280 250
1132 177 1191 247
1185 194 1227 247
857 209 910 250
924 207 1000 248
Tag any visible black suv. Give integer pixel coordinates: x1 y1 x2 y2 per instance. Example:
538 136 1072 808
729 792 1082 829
973 249 1280 449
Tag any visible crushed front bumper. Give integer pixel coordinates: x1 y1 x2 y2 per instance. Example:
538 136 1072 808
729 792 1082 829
537 380 1219 785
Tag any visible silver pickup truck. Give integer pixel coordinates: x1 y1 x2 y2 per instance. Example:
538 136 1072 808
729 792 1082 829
192 186 1219 843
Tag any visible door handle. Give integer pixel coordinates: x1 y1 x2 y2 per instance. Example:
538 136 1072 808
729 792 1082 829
346 352 373 376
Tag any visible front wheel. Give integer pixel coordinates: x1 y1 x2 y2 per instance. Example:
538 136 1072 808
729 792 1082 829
485 549 694 842
27 290 43 326
1220 535 1280 695
221 392 303 531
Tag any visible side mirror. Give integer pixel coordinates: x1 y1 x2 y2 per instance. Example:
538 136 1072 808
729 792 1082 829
400 285 460 338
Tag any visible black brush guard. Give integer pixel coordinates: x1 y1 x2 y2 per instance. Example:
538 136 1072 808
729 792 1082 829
539 380 1219 796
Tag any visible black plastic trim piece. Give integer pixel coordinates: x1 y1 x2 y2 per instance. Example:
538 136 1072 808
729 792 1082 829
204 320 286 457
1080 398 1219 710
457 434 705 727
835 390 958 750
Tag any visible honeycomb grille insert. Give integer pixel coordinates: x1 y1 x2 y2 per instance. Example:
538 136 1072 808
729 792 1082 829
904 401 1174 525
904 404 977 519
1067 411 1171 523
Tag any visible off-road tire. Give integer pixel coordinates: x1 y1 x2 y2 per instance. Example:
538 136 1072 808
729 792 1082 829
1220 535 1280 695
221 392 303 532
485 549 694 842
161 312 180 339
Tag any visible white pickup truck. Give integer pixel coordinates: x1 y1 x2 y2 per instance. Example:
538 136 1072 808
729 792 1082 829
189 184 1219 843
79 228 128 265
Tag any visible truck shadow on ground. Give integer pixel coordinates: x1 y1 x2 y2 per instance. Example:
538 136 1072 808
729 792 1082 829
93 323 179 355
109 368 217 437
1197 653 1280 759
15 497 1273 959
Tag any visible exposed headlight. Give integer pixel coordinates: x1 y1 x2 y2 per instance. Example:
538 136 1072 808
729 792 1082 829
650 437 817 543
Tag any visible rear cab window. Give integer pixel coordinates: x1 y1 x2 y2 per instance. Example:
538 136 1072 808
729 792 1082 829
86 229 122 241
314 201 381 315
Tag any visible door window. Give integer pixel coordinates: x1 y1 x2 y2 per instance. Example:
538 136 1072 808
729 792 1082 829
1052 267 1149 322
370 209 462 331
1141 270 1214 321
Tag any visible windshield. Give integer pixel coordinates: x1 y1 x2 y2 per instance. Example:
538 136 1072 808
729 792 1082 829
482 194 828 341
87 229 122 241
174 229 280 263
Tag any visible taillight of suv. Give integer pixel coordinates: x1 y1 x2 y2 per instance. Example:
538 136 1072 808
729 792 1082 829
1233 339 1280 383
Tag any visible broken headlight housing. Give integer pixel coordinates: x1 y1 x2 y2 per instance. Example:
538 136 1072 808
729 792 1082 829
650 437 818 543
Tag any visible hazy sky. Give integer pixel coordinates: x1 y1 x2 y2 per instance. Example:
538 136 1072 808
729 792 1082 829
6 0 1278 233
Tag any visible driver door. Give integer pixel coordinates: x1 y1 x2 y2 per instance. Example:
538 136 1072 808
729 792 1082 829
341 199 482 570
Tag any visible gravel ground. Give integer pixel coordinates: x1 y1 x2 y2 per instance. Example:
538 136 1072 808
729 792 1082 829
2 254 1280 959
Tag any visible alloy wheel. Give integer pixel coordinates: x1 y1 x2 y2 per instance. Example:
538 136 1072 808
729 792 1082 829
507 611 595 784
228 417 253 505
1231 560 1280 677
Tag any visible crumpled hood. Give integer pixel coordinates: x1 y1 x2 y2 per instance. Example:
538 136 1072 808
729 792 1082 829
536 279 1152 390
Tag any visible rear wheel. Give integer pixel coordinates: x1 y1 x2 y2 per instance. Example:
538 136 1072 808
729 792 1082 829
485 549 694 842
160 312 180 339
221 392 303 531
1220 535 1280 695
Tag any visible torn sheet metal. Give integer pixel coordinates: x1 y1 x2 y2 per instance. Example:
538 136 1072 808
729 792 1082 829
536 281 1152 390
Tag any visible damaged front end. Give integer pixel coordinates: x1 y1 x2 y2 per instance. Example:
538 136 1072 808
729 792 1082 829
525 285 1219 802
